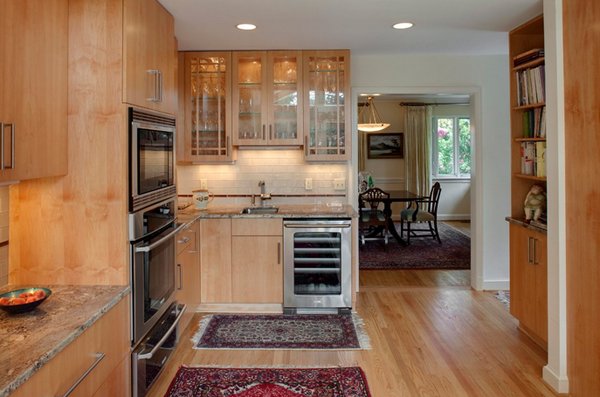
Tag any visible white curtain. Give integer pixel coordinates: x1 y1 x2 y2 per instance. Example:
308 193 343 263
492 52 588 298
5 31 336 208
404 105 432 196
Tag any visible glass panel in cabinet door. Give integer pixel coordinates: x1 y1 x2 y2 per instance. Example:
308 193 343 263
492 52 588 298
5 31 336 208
236 56 263 141
309 107 340 156
271 55 299 141
190 56 228 157
238 86 262 140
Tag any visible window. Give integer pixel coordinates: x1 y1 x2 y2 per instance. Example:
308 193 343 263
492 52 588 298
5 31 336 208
432 116 471 178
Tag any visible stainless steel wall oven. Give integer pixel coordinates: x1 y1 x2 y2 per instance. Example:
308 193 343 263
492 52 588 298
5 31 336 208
283 218 352 312
129 107 176 212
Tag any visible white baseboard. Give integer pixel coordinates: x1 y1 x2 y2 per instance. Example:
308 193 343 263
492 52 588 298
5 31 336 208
543 365 569 393
438 214 471 221
481 280 509 290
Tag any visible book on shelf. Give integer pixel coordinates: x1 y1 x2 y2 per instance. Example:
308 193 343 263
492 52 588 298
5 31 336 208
521 107 546 138
513 48 544 67
515 64 546 106
535 141 546 177
520 142 536 175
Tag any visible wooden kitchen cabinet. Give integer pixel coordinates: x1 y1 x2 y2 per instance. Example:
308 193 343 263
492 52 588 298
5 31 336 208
11 297 130 397
200 218 232 303
180 52 234 163
231 218 283 303
232 51 303 146
123 0 176 115
509 223 548 347
175 220 200 306
303 50 350 161
199 218 283 305
0 0 68 182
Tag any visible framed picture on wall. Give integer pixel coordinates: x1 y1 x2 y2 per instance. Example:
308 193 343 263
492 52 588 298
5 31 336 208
367 132 404 159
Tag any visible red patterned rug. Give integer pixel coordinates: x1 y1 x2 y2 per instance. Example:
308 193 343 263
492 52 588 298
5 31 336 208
359 222 470 269
165 367 372 397
193 314 369 350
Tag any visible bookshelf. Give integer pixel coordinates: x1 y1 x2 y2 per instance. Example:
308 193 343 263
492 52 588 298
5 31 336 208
507 14 548 351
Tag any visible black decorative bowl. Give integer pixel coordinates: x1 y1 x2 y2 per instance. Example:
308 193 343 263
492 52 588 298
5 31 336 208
0 287 52 314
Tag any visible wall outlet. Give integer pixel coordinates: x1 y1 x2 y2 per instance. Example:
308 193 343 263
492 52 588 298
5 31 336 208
333 178 346 191
304 178 313 190
200 179 208 190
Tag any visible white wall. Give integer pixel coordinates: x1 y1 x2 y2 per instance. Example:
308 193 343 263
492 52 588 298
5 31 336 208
351 53 511 290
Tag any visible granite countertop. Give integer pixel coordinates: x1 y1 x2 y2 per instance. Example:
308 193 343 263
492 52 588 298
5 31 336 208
0 285 130 396
178 204 357 224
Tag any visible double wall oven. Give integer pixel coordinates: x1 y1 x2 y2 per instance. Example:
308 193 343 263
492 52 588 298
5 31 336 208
128 107 185 396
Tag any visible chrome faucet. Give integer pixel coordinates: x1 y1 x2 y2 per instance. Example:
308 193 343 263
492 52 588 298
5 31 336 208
258 180 272 207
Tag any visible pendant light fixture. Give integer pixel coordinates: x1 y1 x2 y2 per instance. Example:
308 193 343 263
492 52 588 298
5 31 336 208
357 96 390 132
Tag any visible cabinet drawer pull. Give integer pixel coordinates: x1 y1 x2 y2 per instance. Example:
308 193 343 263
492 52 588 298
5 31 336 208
277 242 281 265
60 352 105 397
177 263 183 289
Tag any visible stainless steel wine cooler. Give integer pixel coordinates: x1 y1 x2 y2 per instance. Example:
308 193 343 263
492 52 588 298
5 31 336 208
283 218 352 312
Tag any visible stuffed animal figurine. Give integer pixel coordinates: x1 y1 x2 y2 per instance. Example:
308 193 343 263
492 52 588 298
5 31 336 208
524 184 546 222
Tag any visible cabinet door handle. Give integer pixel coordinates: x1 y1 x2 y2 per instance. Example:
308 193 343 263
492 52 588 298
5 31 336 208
527 236 533 264
533 238 539 265
177 263 183 289
158 70 163 102
0 123 4 171
146 69 160 102
226 136 230 156
262 124 266 140
304 136 308 156
177 236 190 244
59 352 105 397
10 124 14 170
277 242 281 265
269 124 273 140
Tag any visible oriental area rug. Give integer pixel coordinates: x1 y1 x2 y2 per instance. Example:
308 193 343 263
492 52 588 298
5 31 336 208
359 222 470 270
164 366 372 397
193 314 370 350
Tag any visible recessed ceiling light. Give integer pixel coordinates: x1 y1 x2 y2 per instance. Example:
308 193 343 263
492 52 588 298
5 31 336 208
236 23 257 31
392 22 414 30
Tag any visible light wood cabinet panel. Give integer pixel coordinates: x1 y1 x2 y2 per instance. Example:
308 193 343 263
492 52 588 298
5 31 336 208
0 0 68 182
302 50 350 161
509 223 547 347
175 221 200 306
232 218 282 235
200 218 232 303
231 235 283 303
12 297 130 397
123 0 176 114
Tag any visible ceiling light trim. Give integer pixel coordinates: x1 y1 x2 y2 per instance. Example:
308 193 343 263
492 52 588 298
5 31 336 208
236 23 257 31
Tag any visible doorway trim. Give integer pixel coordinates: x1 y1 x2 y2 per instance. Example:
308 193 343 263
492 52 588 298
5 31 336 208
350 85 483 290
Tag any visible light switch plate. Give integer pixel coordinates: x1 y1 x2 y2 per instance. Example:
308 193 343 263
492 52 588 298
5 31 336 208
200 179 208 190
333 178 346 191
305 178 313 190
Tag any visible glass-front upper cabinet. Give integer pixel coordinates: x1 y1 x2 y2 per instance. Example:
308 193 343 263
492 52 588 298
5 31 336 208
303 50 350 161
232 51 303 146
182 52 233 163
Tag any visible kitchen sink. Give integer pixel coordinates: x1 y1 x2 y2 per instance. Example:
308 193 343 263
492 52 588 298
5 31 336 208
240 206 279 214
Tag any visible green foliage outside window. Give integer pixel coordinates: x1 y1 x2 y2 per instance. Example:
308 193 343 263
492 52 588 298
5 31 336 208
434 117 471 177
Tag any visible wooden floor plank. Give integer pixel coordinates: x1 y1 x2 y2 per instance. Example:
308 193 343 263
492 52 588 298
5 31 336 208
148 270 557 397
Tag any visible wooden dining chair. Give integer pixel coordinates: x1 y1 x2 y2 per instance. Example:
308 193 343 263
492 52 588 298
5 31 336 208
358 187 390 245
399 182 442 244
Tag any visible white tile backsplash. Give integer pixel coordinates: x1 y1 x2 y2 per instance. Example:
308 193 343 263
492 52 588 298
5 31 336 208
177 149 348 206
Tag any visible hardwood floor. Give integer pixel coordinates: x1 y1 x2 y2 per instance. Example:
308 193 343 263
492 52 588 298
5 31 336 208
149 269 556 396
445 220 471 237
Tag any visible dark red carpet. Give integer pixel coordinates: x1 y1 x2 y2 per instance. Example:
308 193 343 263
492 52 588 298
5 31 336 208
165 366 371 397
359 222 470 269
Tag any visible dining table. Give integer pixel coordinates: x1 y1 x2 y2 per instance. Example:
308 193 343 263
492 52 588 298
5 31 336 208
362 189 427 245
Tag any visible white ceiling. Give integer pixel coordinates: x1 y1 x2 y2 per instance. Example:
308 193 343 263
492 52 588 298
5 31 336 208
158 0 542 55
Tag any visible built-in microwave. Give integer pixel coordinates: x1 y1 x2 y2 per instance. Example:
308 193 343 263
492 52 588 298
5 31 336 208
129 107 176 212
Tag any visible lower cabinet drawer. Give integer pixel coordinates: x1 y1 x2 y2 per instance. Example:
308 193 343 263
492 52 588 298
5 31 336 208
12 296 131 397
